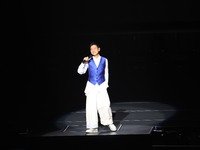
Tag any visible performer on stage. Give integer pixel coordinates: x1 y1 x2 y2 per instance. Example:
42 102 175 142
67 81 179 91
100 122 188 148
77 42 117 133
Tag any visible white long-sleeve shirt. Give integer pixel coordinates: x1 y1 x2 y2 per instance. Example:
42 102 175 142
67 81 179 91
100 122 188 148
77 56 109 95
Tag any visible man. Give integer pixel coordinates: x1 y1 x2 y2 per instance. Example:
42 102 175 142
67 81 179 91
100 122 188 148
77 42 116 133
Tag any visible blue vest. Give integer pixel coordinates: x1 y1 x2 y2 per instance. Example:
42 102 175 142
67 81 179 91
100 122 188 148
88 57 106 85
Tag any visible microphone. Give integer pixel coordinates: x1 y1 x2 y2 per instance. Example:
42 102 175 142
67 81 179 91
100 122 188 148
89 54 93 60
82 55 93 63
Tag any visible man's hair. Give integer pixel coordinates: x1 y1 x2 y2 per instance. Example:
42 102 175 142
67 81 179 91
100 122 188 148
90 42 100 48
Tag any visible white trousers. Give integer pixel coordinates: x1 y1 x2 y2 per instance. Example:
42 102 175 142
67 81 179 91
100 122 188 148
85 84 113 129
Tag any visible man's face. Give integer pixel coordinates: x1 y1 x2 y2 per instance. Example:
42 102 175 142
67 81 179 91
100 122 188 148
90 45 100 56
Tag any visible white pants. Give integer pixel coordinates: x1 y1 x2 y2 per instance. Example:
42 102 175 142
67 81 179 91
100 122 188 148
85 84 113 129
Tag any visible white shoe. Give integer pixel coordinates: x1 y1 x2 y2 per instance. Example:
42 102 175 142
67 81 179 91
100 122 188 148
108 124 117 131
86 128 98 133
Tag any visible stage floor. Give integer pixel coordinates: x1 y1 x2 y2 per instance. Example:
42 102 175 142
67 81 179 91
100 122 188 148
31 101 176 137
6 101 200 149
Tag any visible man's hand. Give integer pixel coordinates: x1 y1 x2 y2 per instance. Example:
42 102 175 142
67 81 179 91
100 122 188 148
82 56 91 63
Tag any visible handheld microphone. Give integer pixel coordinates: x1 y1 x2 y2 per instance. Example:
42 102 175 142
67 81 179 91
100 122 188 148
82 55 93 63
89 54 93 59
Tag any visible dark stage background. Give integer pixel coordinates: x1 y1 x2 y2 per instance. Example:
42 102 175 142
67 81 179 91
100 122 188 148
2 1 200 134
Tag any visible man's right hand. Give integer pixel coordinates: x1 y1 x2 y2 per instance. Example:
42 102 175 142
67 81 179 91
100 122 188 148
82 56 91 63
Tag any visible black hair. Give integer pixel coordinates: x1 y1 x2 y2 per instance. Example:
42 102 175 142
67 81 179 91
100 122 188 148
90 42 100 48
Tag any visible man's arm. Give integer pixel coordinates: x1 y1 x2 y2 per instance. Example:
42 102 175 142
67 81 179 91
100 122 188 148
77 63 88 75
104 58 109 88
